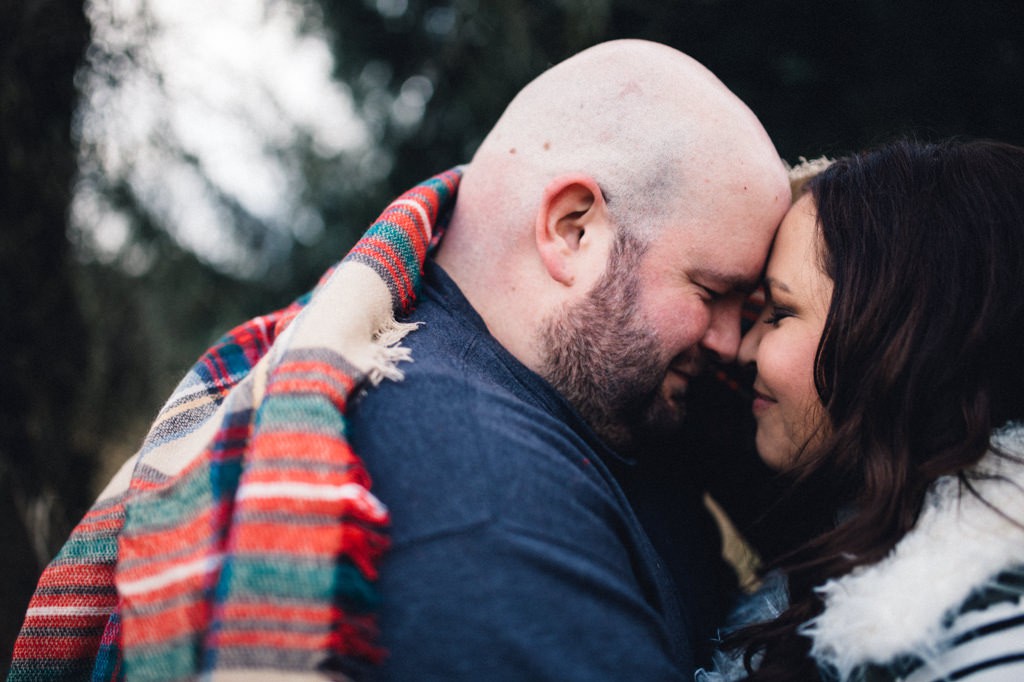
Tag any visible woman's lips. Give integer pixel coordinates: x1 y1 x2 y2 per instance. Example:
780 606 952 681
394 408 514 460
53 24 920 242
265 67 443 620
751 387 776 415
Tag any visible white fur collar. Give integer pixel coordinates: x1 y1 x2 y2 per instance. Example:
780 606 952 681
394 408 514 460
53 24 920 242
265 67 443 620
802 423 1024 680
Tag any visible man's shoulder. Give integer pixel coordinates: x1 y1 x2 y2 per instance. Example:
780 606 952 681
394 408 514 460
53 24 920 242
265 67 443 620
354 325 540 423
349 356 592 479
351 288 586 463
347 333 610 537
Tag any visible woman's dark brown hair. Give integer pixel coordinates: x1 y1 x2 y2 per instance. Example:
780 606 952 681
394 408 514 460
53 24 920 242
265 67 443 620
732 139 1024 681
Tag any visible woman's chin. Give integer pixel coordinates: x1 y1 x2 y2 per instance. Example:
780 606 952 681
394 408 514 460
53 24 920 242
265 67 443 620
754 430 797 471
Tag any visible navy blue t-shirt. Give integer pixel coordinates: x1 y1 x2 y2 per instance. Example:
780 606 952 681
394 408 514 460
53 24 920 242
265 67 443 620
348 263 723 681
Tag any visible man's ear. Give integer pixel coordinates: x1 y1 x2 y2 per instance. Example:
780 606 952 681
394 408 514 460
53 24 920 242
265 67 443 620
535 174 610 287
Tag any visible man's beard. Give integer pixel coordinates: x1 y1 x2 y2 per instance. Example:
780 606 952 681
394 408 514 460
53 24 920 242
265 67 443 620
539 231 693 455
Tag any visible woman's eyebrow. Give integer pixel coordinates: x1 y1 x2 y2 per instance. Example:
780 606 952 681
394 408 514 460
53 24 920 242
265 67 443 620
763 276 791 294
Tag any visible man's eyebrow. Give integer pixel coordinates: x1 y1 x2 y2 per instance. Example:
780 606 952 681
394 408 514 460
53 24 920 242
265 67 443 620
692 268 761 294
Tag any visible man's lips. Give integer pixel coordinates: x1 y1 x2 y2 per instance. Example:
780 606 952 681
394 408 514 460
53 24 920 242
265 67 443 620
668 354 703 378
667 366 692 386
664 365 696 400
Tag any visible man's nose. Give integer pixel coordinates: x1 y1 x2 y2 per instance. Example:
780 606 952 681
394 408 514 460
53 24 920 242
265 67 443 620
701 308 742 363
737 317 763 366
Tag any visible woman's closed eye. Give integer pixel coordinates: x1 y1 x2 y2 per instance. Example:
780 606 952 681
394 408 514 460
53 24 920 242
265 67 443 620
763 305 794 326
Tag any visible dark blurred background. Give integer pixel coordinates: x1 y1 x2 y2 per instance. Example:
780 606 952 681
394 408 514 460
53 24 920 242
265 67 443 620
3 0 1023 669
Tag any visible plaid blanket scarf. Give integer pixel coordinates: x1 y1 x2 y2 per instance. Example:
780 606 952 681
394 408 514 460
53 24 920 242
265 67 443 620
9 168 462 681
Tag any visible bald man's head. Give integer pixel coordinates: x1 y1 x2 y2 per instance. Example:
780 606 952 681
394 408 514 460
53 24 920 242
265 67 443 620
453 40 783 245
435 41 789 446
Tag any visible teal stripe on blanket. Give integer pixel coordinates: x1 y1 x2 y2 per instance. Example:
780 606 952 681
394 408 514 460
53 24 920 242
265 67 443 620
126 639 197 682
218 556 380 613
53 529 119 564
256 393 348 435
124 466 212 531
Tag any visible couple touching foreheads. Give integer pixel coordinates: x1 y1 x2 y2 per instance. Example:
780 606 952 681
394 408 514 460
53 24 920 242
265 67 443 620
12 39 1024 682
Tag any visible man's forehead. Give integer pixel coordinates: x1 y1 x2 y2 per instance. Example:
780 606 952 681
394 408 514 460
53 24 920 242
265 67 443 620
652 171 786 287
656 215 775 288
